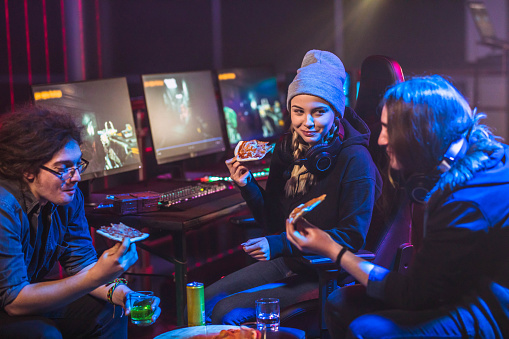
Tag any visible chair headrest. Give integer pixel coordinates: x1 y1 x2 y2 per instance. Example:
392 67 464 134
355 55 404 124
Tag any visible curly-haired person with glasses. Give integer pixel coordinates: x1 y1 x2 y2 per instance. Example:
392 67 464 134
0 105 160 339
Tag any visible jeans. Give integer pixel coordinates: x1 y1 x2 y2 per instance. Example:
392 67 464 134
205 257 318 325
326 284 501 339
0 294 128 339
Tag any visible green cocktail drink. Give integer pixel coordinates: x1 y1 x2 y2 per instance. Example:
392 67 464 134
127 291 155 325
131 303 154 324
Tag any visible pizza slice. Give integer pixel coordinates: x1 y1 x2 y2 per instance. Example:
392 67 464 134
234 140 274 162
288 194 327 223
190 328 261 339
96 222 149 242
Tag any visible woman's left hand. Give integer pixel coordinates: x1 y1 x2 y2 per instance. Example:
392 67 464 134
242 237 270 261
124 292 161 326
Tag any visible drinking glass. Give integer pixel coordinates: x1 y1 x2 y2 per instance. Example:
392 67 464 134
127 291 156 325
255 298 279 332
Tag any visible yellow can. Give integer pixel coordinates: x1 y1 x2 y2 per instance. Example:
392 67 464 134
186 282 205 326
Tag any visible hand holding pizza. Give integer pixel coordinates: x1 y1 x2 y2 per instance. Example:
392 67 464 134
88 237 139 285
225 156 251 187
286 216 335 257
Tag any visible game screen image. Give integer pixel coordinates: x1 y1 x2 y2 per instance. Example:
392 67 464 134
32 78 142 180
142 71 226 165
217 67 284 146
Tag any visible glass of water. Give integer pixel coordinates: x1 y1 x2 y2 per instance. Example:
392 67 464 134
255 298 280 332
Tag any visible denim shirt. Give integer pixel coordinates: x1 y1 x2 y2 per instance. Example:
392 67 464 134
0 177 97 309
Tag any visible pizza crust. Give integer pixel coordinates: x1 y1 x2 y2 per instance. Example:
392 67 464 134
288 194 327 223
234 140 274 162
96 222 149 243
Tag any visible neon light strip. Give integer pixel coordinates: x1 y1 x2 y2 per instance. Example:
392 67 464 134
4 0 14 109
24 0 32 85
78 0 85 79
60 0 68 82
42 0 50 83
95 0 102 78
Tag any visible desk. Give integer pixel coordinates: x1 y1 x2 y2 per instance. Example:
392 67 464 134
154 325 306 339
84 180 246 326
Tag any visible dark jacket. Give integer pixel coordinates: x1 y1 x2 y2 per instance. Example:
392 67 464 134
367 144 509 337
240 107 383 259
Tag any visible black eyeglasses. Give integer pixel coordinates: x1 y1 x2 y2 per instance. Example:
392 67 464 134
40 159 89 181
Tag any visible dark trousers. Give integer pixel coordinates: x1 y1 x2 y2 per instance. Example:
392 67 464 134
326 284 500 339
204 257 318 325
0 294 127 339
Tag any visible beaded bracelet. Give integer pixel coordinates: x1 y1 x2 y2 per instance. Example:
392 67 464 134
106 278 128 305
335 247 349 267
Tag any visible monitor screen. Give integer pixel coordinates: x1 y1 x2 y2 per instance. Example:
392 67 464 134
344 71 351 107
217 67 284 147
142 70 226 165
468 1 497 41
32 78 142 181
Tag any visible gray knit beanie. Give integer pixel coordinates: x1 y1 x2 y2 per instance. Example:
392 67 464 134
287 49 346 117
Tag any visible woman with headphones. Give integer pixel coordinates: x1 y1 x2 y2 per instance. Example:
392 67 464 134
205 50 382 325
286 75 509 338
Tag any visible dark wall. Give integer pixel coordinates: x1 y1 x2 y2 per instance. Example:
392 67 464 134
343 0 465 72
0 0 465 113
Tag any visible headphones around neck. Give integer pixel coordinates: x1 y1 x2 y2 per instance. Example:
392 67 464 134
281 132 343 180
404 136 468 204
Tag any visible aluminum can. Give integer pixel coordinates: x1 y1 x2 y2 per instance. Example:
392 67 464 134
186 282 205 326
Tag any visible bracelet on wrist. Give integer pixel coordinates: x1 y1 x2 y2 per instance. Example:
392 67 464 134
335 247 349 267
106 278 128 305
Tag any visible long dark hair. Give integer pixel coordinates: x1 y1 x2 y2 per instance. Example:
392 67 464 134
383 75 503 192
0 105 83 181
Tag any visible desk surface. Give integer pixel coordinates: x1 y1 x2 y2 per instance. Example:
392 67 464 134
85 180 245 231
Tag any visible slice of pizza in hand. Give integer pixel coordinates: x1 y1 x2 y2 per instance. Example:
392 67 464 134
96 222 149 243
288 194 327 223
234 140 275 162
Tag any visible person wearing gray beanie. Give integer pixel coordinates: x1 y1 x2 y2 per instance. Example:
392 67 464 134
205 49 381 329
287 49 347 118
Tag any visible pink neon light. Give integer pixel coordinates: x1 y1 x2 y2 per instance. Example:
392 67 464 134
95 0 102 78
24 0 32 85
78 0 85 79
4 0 14 109
42 0 50 83
60 0 68 82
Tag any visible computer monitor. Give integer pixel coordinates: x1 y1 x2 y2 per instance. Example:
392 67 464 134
467 1 509 48
32 78 142 181
142 70 226 165
217 67 284 147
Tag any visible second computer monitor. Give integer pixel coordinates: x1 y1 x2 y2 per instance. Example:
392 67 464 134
217 67 284 147
142 70 226 165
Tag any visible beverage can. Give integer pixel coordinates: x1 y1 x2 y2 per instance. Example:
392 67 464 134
186 282 205 326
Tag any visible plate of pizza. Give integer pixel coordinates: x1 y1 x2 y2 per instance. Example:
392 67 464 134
154 325 261 339
288 194 327 223
96 222 149 242
234 140 274 162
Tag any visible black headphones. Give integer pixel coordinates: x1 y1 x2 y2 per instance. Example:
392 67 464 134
404 137 468 204
281 132 343 179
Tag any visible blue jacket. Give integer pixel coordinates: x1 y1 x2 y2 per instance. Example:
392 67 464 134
368 144 509 337
0 178 97 309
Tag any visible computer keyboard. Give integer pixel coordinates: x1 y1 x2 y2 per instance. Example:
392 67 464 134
158 181 232 207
